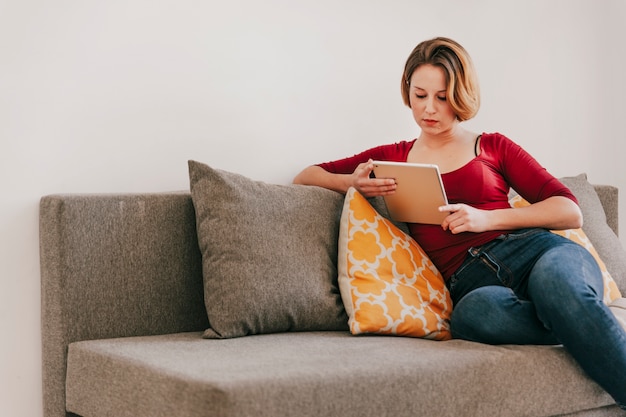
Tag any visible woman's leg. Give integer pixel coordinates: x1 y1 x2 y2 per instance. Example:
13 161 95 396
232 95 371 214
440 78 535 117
527 243 626 408
448 228 561 345
448 229 626 408
450 285 558 345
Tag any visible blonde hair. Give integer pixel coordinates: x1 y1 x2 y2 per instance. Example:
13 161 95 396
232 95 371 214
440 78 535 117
401 37 480 121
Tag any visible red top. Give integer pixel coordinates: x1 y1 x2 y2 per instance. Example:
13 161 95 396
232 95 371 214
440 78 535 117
317 132 577 279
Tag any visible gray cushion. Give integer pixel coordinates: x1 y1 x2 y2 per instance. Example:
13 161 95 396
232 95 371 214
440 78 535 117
188 160 348 338
65 332 616 417
561 174 626 293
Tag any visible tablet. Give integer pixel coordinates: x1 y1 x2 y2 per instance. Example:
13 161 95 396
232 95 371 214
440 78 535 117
372 160 449 224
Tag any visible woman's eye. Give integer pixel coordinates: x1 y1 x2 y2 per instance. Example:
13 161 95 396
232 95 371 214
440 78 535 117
414 94 447 101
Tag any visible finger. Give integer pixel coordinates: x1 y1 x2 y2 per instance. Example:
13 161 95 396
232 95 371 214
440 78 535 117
375 177 397 187
439 204 460 213
440 213 453 231
449 220 466 234
441 211 460 232
358 162 375 178
363 159 375 174
363 180 397 196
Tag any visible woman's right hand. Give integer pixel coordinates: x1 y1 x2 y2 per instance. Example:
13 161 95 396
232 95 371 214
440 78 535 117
293 160 396 197
350 160 397 197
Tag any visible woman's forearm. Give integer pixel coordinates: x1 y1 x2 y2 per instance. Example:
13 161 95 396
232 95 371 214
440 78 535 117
293 165 352 194
491 196 583 231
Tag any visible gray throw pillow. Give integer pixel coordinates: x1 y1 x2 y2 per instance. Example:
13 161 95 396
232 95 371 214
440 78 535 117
561 173 626 293
188 160 348 338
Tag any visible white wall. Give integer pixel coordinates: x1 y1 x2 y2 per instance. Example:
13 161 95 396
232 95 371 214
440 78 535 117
2 1 625 415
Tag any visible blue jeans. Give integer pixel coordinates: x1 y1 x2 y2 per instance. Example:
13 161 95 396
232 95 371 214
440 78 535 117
447 228 626 408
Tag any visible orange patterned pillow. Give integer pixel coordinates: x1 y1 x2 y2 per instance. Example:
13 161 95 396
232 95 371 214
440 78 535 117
509 194 622 304
337 188 452 340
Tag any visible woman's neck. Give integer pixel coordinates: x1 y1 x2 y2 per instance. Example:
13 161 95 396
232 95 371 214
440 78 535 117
418 123 466 148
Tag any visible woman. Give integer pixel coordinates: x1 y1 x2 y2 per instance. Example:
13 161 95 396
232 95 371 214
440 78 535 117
293 37 626 408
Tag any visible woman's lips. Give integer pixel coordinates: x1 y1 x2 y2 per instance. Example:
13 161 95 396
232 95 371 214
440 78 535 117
423 119 437 126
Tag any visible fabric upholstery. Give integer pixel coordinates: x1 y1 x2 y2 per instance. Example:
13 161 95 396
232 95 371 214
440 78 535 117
561 174 626 294
338 187 452 339
65 331 616 417
593 185 619 236
39 193 208 417
188 160 348 338
41 179 624 417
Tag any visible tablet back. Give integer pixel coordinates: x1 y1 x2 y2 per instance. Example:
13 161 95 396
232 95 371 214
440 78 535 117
372 161 448 224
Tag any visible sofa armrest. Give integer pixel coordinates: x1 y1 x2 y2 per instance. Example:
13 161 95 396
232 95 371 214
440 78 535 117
40 192 208 417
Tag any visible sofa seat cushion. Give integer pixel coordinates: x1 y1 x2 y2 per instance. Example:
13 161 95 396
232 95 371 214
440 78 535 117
65 332 616 417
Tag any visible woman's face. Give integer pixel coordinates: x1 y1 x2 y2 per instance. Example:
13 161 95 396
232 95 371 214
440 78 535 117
408 64 458 134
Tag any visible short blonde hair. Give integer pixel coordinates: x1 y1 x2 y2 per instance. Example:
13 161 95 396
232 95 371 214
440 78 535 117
401 37 480 121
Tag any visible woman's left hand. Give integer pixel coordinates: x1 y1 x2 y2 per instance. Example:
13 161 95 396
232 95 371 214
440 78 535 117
439 204 491 234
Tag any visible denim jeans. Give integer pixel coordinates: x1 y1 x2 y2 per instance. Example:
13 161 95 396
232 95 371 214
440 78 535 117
447 228 626 408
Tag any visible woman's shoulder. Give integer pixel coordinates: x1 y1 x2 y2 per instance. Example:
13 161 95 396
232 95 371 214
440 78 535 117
480 132 510 142
381 138 417 150
478 132 533 167
368 138 417 160
479 132 520 150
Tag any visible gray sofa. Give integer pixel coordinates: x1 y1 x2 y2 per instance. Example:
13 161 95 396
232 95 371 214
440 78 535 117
40 163 626 417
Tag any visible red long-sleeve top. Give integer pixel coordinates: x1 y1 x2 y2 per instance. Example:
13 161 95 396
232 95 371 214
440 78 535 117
317 132 577 279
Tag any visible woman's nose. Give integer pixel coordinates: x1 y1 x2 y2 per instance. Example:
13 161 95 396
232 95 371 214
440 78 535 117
425 98 436 113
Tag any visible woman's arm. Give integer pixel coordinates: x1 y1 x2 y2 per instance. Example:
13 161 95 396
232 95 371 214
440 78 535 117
440 134 582 234
293 161 397 197
293 165 353 194
440 196 582 235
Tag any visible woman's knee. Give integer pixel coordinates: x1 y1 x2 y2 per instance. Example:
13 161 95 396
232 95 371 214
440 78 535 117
450 286 515 341
530 242 603 297
450 285 558 345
